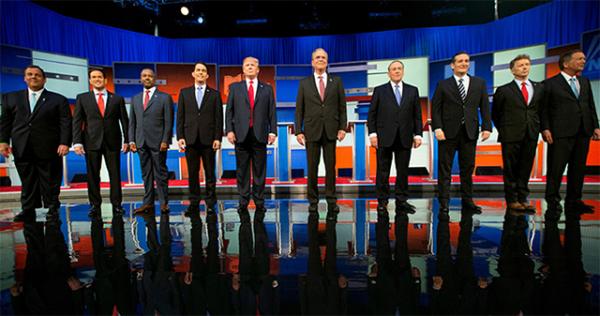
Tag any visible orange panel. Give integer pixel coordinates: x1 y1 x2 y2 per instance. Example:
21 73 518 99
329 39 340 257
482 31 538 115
0 167 6 177
474 144 503 170
586 141 600 166
335 147 353 174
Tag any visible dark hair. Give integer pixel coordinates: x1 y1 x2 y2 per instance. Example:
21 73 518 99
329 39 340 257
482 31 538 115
451 51 470 64
88 68 107 79
24 65 46 78
558 49 584 70
509 54 531 69
194 61 209 71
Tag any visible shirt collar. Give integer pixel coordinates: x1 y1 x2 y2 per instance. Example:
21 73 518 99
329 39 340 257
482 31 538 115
314 72 327 81
144 86 156 94
561 71 577 82
246 77 257 86
453 74 468 82
93 88 107 95
514 78 530 87
28 87 44 95
194 83 206 90
390 81 403 89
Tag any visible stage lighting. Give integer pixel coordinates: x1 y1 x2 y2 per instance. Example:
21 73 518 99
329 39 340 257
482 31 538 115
180 6 189 16
197 16 204 24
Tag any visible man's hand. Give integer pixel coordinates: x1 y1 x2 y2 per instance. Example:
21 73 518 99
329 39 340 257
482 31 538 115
121 143 129 153
227 132 237 145
435 129 446 141
74 145 85 156
57 145 69 157
413 137 422 148
480 131 491 142
178 139 186 151
130 143 137 152
337 130 346 141
212 140 221 151
542 130 553 144
370 136 378 149
160 142 168 152
433 276 443 290
0 143 10 158
268 134 277 145
592 128 600 141
296 134 305 146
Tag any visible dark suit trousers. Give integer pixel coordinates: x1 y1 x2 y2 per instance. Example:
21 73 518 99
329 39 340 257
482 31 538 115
185 142 216 208
138 144 169 206
306 132 337 207
235 128 267 208
376 134 412 204
437 126 476 206
14 154 62 212
85 144 122 208
501 138 537 203
545 128 590 206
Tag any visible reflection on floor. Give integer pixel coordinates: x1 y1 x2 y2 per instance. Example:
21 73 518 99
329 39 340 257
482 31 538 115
0 196 598 314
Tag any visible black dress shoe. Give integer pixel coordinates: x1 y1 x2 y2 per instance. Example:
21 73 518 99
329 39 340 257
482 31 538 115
46 208 59 221
397 201 416 214
113 206 125 216
133 204 153 215
463 201 482 214
13 211 35 222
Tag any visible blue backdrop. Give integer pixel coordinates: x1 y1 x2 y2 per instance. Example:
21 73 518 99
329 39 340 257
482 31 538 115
1 0 597 66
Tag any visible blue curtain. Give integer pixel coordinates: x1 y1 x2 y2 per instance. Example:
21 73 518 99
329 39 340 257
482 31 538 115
1 0 598 66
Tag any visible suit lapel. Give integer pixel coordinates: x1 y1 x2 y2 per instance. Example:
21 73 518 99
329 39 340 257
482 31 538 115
449 77 463 104
557 75 579 100
242 81 251 109
323 75 334 102
144 90 158 111
29 90 47 119
309 75 321 101
399 84 409 108
199 87 211 112
508 81 527 107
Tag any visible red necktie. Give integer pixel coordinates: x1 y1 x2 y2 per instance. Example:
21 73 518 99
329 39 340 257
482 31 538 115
143 89 150 110
318 76 325 102
248 80 255 128
97 93 105 117
521 82 529 105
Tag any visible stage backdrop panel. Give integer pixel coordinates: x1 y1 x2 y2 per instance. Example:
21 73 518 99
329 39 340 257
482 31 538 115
367 56 429 97
492 44 546 91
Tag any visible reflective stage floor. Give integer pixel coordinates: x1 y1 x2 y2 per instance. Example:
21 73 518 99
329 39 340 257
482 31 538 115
0 194 598 315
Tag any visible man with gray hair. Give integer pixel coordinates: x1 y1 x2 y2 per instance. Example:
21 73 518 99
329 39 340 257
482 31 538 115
295 48 347 218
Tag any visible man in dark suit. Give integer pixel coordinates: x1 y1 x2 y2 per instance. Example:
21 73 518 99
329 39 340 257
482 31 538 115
0 65 71 222
226 57 277 215
432 51 492 214
368 60 423 215
176 62 223 215
73 69 129 217
129 68 174 215
295 48 347 214
541 49 600 217
492 54 543 213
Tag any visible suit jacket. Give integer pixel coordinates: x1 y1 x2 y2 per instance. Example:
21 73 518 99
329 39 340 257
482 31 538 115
0 89 72 160
492 80 543 143
73 91 129 151
540 74 599 138
176 85 223 146
129 89 174 149
367 82 423 148
431 75 492 140
294 74 347 141
226 80 277 144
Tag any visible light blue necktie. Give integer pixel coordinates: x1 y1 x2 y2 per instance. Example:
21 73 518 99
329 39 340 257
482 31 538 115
569 77 579 98
196 86 204 110
29 92 38 113
394 84 402 107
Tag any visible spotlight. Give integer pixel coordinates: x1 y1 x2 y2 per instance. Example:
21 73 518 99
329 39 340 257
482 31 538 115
197 16 204 24
180 6 189 16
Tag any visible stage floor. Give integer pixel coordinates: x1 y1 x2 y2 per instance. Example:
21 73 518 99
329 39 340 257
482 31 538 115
0 194 598 314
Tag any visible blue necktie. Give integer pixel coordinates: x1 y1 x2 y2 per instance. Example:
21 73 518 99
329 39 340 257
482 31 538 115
394 84 402 107
569 77 579 98
196 86 204 110
29 92 37 113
